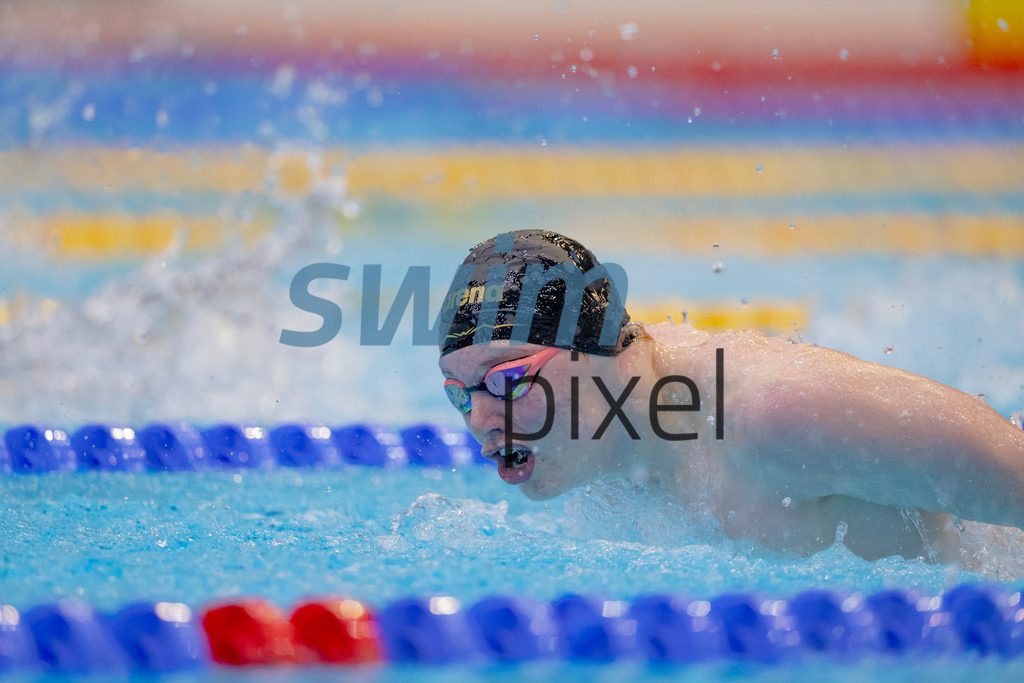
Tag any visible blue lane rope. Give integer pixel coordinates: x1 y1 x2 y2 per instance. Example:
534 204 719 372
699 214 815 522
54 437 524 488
3 416 1022 474
0 423 488 474
3 586 1024 673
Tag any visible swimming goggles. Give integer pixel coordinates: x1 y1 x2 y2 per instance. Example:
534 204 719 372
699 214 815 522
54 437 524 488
443 347 560 414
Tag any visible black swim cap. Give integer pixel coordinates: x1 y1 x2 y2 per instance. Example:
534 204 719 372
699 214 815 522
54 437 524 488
439 230 630 357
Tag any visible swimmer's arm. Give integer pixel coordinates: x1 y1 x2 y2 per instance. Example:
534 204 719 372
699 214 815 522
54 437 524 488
739 349 1024 529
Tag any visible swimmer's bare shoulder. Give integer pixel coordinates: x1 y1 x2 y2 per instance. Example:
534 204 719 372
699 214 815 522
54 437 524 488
681 327 1024 531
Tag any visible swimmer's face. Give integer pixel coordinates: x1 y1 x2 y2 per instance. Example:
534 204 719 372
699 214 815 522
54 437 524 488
439 342 610 500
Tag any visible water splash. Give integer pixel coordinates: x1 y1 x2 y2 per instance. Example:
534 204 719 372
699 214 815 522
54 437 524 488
0 154 445 427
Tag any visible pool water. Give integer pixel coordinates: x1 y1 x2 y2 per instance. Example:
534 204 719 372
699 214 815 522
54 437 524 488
0 467 987 610
2 1 1024 677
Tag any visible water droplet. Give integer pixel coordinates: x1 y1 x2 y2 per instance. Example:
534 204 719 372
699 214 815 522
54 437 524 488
580 49 593 62
341 200 361 220
835 520 848 543
711 61 721 72
771 48 779 59
838 48 849 61
627 65 638 78
789 222 795 229
997 18 1009 32
81 103 96 121
728 510 736 519
534 34 540 40
755 163 764 173
883 345 894 355
155 109 169 128
782 496 792 507
687 117 693 123
712 262 725 274
693 107 701 116
712 242 720 248
619 23 639 40
570 64 577 73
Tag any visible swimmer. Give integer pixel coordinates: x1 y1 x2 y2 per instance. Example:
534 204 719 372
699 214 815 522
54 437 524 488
437 229 1024 562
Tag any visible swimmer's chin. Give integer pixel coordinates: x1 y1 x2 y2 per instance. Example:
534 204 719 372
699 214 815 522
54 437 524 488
517 477 574 501
518 483 558 502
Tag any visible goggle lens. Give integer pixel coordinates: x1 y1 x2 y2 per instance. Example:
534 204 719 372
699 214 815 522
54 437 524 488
484 365 530 398
444 382 472 414
442 347 559 415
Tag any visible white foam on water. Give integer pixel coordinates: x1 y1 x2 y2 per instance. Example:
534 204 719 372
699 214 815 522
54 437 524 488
0 162 453 428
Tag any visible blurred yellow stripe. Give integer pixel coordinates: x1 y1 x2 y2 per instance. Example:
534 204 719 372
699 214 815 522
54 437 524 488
631 300 809 334
592 213 1024 256
3 145 1023 198
38 211 1024 257
346 147 1024 199
970 0 1024 68
44 212 272 257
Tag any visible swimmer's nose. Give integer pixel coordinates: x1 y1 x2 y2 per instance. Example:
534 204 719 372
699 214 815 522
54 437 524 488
467 393 507 441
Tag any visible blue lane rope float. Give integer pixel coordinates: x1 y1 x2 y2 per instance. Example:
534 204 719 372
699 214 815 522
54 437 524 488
3 587 1024 673
3 418 1022 473
0 423 486 474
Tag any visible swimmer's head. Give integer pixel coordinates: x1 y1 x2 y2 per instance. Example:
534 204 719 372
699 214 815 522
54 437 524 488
439 230 632 357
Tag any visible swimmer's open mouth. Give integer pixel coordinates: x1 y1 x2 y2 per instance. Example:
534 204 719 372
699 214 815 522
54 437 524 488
494 445 535 485
498 445 531 468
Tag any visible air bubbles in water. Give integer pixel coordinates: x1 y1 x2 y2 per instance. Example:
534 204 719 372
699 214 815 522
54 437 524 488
755 163 764 173
835 520 848 543
781 496 791 507
883 345 894 355
712 262 725 274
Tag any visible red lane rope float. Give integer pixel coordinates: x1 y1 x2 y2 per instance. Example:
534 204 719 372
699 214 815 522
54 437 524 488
290 599 383 664
201 600 300 666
